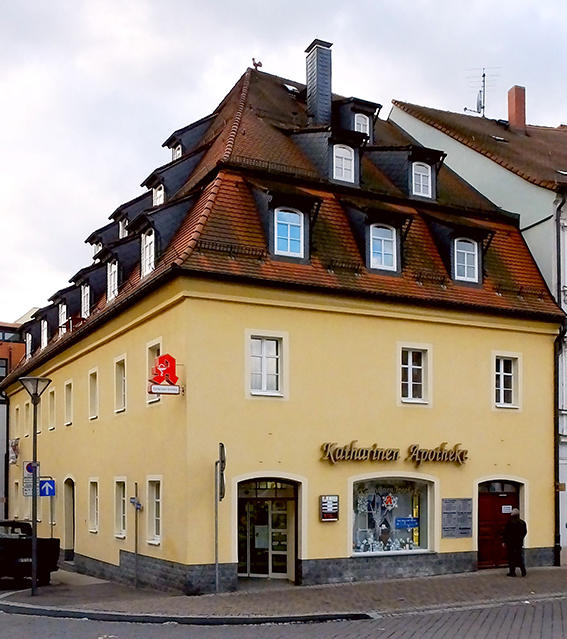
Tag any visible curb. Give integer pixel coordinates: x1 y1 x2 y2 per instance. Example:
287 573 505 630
0 598 371 625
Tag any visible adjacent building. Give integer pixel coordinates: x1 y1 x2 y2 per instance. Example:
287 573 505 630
390 88 567 560
1 42 563 593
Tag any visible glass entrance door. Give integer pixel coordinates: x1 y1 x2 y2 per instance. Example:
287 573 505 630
238 499 289 578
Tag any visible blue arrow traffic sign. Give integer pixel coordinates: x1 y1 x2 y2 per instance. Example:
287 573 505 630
39 479 55 497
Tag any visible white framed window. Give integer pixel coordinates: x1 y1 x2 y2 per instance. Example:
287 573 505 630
58 303 67 336
64 380 73 425
333 144 355 182
48 389 56 430
147 477 162 544
14 405 20 437
89 479 99 532
146 339 162 404
172 144 182 160
274 208 304 258
400 345 431 404
40 319 48 349
24 401 30 437
152 184 164 207
107 260 118 301
370 224 397 271
25 332 32 359
114 356 127 413
118 218 128 239
141 229 155 277
494 353 520 408
352 478 430 554
81 283 91 319
250 336 281 395
454 238 479 282
412 162 432 197
93 242 102 258
114 478 127 538
88 368 99 419
354 113 370 135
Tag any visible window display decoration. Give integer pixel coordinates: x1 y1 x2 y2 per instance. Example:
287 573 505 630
353 479 428 554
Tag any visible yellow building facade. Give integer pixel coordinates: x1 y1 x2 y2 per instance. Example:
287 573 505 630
5 276 559 592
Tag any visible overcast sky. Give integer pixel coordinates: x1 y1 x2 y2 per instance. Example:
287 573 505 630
1 0 565 322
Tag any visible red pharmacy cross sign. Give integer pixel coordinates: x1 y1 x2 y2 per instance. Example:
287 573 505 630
151 354 179 385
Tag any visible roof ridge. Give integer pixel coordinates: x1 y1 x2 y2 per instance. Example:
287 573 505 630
173 174 223 266
221 68 252 163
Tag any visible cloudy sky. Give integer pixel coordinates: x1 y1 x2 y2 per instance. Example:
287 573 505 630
1 0 565 321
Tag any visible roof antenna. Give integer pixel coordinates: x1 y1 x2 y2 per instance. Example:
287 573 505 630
252 58 262 71
464 68 486 117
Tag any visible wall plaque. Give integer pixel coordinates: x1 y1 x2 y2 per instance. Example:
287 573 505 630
442 498 473 538
320 495 339 521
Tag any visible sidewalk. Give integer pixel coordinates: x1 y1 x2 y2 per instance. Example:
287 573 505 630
1 566 567 625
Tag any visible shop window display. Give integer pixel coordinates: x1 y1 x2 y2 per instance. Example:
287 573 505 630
353 479 429 553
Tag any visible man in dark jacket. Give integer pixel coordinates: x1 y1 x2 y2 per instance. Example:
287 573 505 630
502 508 527 577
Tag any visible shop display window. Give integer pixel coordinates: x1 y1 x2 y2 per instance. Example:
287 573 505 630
353 478 429 553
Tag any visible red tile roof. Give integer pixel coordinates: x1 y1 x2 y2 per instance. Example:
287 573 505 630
392 101 567 191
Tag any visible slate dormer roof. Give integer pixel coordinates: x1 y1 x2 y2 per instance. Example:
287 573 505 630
4 65 562 385
392 100 567 191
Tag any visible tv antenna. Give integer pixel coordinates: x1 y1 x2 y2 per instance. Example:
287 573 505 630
464 68 486 117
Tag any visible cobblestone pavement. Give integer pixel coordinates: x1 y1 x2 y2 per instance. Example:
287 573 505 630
2 566 567 621
2 597 567 637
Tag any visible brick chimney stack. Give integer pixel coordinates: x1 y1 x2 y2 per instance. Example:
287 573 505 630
508 85 526 131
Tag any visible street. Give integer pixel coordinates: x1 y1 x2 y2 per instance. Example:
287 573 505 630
2 596 567 639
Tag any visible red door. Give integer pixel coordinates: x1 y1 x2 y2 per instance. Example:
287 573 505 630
478 482 520 568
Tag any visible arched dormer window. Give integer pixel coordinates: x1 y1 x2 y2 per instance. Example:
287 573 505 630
333 144 355 183
274 208 304 258
354 113 370 135
141 229 156 277
107 260 118 301
172 144 182 160
25 332 32 359
412 162 432 198
370 224 397 271
40 320 48 349
81 283 90 319
152 184 165 207
58 303 67 336
454 238 479 282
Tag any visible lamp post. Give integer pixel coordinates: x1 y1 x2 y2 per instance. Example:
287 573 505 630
18 376 51 596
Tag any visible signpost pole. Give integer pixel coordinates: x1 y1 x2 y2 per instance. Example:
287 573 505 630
31 399 38 596
214 459 219 593
134 482 139 589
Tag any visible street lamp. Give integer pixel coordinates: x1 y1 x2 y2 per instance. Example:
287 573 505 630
18 376 51 596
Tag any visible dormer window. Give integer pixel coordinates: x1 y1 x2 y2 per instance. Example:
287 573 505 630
370 224 397 271
58 303 67 336
172 144 182 160
152 184 165 207
40 320 48 349
454 238 479 282
274 208 304 258
354 113 370 135
81 283 91 319
333 144 355 183
25 332 32 359
412 162 432 198
141 229 155 277
93 242 102 258
107 260 118 301
118 219 128 239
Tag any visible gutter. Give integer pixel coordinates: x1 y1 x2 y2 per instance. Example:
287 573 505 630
554 192 566 566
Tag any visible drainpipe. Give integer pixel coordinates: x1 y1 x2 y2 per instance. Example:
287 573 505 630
554 192 566 566
3 394 9 519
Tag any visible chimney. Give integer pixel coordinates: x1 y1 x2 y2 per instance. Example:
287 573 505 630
508 85 526 131
305 39 333 125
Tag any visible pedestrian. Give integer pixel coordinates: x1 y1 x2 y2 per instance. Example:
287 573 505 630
502 508 527 577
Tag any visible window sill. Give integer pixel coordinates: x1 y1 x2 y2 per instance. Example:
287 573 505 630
114 408 126 414
495 403 519 410
24 434 30 438
114 533 126 540
89 415 98 421
48 426 55 431
147 539 161 546
146 397 160 405
64 421 72 426
250 391 284 398
401 398 429 405
88 529 98 534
